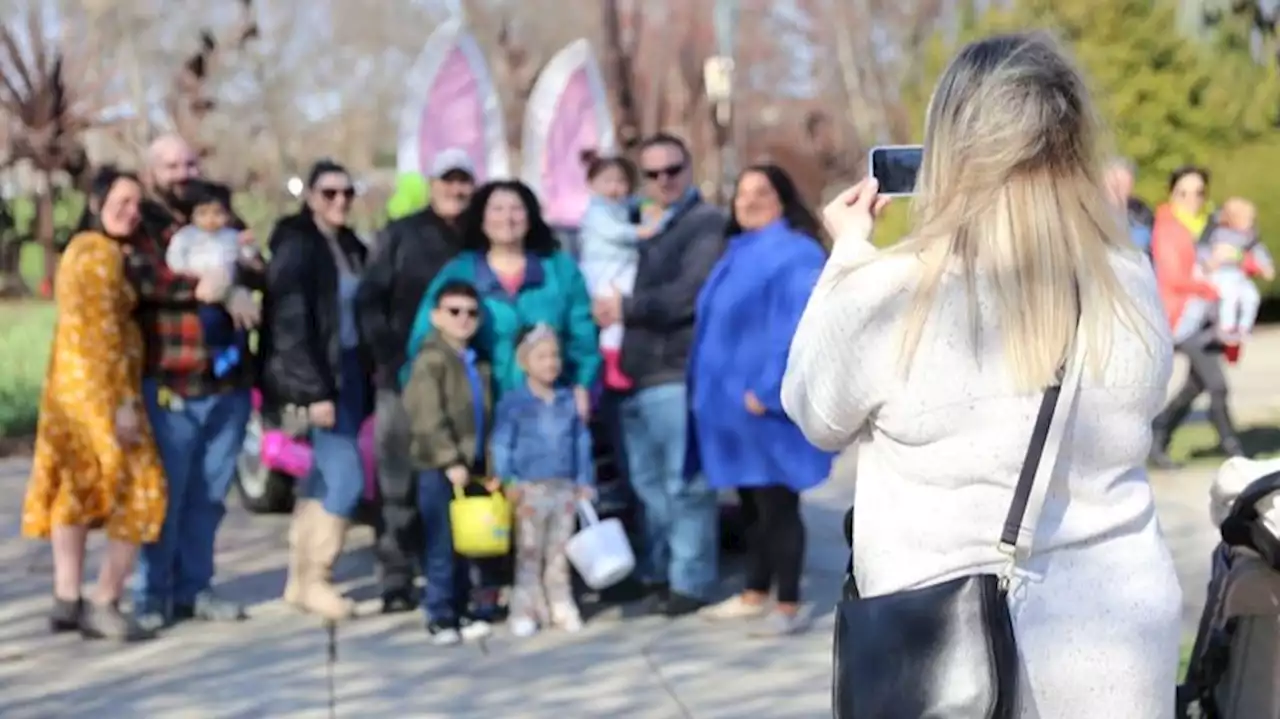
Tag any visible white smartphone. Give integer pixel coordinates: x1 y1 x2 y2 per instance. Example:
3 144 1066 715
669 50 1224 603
868 145 923 197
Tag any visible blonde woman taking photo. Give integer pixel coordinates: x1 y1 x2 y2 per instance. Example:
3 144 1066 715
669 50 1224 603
782 33 1180 717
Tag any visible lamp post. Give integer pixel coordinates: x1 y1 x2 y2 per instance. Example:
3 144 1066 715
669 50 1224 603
707 0 739 203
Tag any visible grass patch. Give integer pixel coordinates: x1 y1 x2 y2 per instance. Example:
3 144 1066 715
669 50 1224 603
1168 418 1280 466
0 300 55 437
18 241 44 292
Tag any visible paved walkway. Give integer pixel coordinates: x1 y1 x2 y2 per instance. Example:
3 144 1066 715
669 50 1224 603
0 457 1220 719
2 328 1276 717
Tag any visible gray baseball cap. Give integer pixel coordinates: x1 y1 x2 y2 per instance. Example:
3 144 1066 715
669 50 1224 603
429 148 476 179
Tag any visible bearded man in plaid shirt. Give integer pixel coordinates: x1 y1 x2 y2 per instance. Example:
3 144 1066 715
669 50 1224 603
127 134 262 630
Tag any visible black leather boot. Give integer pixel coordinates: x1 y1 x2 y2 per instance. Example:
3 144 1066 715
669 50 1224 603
1207 393 1248 459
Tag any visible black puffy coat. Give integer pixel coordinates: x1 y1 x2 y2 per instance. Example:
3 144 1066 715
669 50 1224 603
257 212 371 411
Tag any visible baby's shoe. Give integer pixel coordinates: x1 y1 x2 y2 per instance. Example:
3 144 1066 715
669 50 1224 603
510 616 539 638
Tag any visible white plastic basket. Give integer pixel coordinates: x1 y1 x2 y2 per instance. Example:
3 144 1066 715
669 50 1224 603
565 499 635 590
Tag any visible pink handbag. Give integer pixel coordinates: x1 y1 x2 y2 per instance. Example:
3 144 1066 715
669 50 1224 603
358 416 378 501
260 430 313 478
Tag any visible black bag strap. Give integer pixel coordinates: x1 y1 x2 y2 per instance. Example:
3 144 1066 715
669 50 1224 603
843 314 1081 599
999 376 1065 549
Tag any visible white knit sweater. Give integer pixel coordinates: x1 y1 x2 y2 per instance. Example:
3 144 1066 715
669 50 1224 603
782 235 1183 718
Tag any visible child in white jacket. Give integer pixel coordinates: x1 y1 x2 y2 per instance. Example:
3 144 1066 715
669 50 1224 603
577 155 663 390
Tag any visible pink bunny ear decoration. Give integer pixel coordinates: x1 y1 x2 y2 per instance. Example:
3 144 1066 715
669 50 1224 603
398 19 510 184
520 39 616 228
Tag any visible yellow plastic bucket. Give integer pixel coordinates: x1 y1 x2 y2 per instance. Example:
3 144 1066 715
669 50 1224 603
449 484 512 558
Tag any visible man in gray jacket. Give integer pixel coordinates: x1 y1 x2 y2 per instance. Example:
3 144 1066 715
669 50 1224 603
593 132 726 616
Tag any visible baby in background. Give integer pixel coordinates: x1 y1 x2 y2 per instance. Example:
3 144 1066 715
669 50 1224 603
491 324 595 638
1202 197 1274 343
165 180 245 377
577 154 665 391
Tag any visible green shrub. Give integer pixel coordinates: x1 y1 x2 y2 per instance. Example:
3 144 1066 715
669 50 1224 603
0 302 55 437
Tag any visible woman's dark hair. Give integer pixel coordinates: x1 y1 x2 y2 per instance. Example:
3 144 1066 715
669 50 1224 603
725 164 823 243
76 165 143 234
306 159 350 189
1168 165 1209 193
586 155 638 191
459 179 560 256
300 158 352 215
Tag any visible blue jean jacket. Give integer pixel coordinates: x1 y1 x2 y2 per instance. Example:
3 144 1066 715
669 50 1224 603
490 385 594 487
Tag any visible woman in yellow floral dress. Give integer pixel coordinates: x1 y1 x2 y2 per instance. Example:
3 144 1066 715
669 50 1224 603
21 168 208 641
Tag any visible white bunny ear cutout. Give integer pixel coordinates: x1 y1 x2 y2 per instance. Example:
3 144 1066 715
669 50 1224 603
398 18 510 184
520 38 616 228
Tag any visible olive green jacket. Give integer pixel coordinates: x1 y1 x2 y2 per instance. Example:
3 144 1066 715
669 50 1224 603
402 334 493 471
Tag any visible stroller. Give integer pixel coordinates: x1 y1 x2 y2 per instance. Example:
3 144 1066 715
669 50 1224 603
1178 457 1280 718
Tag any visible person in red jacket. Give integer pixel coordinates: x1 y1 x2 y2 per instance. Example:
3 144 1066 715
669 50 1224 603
1149 166 1245 467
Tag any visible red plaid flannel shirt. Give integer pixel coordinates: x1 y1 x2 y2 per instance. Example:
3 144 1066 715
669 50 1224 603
126 202 248 398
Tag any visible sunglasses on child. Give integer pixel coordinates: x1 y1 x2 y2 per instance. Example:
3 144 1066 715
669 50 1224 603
318 187 356 201
643 163 684 181
442 306 479 319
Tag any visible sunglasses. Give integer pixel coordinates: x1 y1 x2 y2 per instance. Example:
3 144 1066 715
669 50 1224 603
319 187 356 201
442 306 479 319
643 163 684 181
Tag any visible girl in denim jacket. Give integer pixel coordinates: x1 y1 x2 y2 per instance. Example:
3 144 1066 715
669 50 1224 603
491 325 595 636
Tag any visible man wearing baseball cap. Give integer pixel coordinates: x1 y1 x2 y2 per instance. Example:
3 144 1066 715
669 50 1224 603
356 148 476 613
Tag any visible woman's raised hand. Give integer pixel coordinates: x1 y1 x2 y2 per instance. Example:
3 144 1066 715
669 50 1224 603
822 177 891 246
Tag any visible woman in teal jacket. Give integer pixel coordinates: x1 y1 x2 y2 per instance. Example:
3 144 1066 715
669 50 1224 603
405 180 601 414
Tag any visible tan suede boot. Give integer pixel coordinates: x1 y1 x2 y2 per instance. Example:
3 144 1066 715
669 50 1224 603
282 500 312 607
292 501 356 621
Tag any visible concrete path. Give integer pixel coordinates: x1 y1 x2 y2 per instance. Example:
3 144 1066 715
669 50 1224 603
0 454 1220 719
2 327 1276 717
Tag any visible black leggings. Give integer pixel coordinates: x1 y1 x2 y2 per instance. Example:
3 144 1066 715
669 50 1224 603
740 485 805 604
1154 327 1238 446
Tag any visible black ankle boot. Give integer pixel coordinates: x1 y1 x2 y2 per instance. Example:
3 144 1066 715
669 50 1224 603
49 596 83 633
1147 425 1183 470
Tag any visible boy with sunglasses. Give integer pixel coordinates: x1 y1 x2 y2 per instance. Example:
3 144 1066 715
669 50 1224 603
401 279 500 645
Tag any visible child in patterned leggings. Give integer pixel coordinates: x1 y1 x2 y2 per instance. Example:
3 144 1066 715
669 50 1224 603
491 325 596 637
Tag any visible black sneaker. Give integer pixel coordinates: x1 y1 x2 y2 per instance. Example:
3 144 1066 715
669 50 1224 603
381 590 416 615
662 592 706 618
1147 448 1182 471
49 597 83 633
427 619 461 646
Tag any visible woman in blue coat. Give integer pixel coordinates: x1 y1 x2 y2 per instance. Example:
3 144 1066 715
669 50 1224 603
689 164 834 635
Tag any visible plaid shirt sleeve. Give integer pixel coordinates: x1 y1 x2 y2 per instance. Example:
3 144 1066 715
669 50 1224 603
124 233 201 306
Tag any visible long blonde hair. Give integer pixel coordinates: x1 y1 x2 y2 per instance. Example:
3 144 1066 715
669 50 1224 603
887 31 1149 391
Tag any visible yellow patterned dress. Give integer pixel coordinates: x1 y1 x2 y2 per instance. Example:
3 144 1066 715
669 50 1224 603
22 231 167 544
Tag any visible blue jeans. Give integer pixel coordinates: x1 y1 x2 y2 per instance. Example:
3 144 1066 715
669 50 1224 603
417 469 501 624
619 382 718 599
302 350 367 518
134 382 252 613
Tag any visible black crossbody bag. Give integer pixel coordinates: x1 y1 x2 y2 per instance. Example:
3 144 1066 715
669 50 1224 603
832 339 1083 719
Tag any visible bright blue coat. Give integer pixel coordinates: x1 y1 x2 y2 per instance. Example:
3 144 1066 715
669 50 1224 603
404 250 601 400
686 220 834 492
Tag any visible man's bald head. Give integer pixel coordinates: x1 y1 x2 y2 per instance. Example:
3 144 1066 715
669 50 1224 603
146 134 201 195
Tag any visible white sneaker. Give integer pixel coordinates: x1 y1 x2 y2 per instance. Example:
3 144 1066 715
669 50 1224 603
459 618 492 641
510 617 539 637
559 614 584 633
699 595 769 621
748 608 811 637
428 626 461 646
